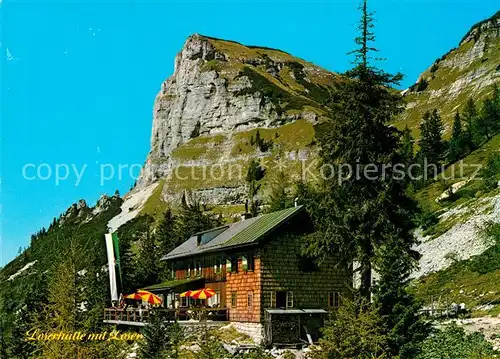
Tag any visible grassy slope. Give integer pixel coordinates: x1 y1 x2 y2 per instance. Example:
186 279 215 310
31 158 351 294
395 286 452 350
414 225 500 317
393 23 499 140
415 133 500 212
413 135 500 313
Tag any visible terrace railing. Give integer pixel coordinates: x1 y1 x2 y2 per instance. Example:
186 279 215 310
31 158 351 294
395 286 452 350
103 307 229 325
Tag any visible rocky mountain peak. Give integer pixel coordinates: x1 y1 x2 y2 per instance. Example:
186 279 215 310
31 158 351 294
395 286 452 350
137 34 340 190
395 10 500 138
459 10 500 46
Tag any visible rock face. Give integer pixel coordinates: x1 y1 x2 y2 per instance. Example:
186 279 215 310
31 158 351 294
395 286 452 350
137 34 339 192
395 10 500 138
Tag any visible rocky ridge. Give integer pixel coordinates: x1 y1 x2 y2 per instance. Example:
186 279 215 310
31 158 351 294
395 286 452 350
395 10 500 138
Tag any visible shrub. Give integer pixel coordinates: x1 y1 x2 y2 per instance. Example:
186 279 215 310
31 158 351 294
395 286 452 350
417 208 439 231
481 155 500 191
468 223 500 274
411 78 429 92
309 299 388 359
416 323 494 359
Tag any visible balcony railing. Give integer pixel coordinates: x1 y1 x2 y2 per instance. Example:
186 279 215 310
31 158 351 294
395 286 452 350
103 307 229 325
177 269 226 282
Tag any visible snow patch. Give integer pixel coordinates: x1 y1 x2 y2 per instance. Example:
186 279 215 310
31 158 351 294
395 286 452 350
8 260 38 281
107 183 159 232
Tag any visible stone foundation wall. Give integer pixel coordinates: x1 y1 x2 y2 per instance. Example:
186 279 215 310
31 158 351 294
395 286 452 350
230 322 264 344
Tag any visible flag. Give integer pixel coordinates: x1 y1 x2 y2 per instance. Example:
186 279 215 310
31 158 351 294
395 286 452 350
112 232 123 290
105 233 118 302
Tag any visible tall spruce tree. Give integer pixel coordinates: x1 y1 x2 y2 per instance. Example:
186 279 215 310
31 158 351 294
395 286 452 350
479 97 498 140
137 224 162 287
462 98 479 150
175 199 222 241
304 1 428 356
266 171 293 212
448 111 464 164
307 0 417 298
246 159 265 216
419 109 445 172
156 209 181 255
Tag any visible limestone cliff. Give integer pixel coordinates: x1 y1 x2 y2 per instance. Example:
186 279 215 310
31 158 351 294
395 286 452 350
136 34 340 206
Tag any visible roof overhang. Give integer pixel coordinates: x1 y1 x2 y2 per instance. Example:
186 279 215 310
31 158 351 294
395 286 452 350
141 277 204 293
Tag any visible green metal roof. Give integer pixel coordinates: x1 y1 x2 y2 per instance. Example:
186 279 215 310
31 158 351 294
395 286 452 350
163 205 304 260
141 277 202 292
222 205 303 247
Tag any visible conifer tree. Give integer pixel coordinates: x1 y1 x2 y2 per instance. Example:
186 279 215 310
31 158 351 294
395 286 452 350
266 171 293 212
493 84 500 131
419 109 445 171
448 111 464 164
305 1 428 355
478 97 497 140
137 225 162 287
32 241 86 358
308 0 417 299
462 98 479 150
139 315 183 359
246 159 264 216
156 209 181 255
310 298 388 359
175 199 222 241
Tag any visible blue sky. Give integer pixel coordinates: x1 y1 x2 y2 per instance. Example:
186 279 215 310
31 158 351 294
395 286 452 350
1 0 498 266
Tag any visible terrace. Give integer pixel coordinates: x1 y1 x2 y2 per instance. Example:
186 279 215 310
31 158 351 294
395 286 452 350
103 307 229 327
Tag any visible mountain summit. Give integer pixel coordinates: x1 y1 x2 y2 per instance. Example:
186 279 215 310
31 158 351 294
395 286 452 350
137 34 340 193
396 10 500 137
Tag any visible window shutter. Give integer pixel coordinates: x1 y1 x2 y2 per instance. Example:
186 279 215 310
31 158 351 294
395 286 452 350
286 292 294 308
270 292 276 308
242 255 248 271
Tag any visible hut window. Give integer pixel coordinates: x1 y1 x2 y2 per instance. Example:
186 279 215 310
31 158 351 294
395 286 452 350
180 296 188 307
329 292 341 308
270 291 276 308
286 292 294 308
242 253 254 271
227 256 238 273
208 290 220 307
231 291 237 307
195 262 202 277
247 291 253 310
214 258 222 274
187 264 191 277
275 291 286 308
247 254 255 271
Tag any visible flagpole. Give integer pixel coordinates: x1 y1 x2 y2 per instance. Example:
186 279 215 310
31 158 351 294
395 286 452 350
104 233 119 304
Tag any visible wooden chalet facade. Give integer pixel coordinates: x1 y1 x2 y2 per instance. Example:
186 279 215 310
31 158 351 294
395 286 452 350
147 205 350 342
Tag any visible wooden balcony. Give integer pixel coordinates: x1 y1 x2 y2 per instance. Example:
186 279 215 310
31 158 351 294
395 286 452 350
103 307 229 327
